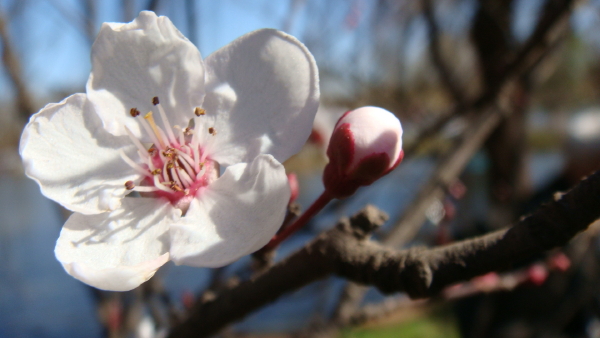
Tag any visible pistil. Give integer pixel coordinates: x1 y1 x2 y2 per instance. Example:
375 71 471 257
144 112 167 149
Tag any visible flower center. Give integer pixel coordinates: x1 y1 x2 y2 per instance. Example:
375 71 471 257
120 96 218 210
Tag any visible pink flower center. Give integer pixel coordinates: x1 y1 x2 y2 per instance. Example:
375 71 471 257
120 97 219 209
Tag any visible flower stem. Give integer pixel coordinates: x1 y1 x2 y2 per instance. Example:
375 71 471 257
262 191 333 252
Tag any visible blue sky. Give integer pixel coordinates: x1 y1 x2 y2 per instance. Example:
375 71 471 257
0 0 292 100
1 0 598 104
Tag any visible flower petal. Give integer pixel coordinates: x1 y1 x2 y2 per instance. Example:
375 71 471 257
19 93 141 215
55 197 180 291
87 11 204 138
201 29 320 166
169 154 290 267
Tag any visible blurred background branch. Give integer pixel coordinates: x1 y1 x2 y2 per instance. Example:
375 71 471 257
5 1 600 338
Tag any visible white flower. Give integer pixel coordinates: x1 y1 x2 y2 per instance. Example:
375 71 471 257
19 11 319 291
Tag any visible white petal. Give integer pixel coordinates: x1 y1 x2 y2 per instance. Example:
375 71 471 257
55 197 181 291
19 93 141 215
87 11 204 138
169 154 290 267
201 29 320 166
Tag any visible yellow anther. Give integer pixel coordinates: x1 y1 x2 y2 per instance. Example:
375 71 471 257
170 182 184 192
151 168 162 175
162 147 176 158
166 162 175 170
194 107 206 116
144 112 166 148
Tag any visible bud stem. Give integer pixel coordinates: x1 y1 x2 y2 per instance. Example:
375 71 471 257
261 190 333 252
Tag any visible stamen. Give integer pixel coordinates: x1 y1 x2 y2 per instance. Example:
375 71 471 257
154 175 172 193
174 125 186 145
124 126 149 159
191 117 203 147
148 147 158 157
133 186 159 192
153 97 178 145
208 127 217 135
179 144 193 156
193 146 201 173
169 181 184 192
179 156 196 176
144 112 167 149
177 149 194 165
177 152 196 175
125 181 135 190
162 161 170 183
151 168 162 175
177 167 194 187
162 147 176 158
171 167 185 188
194 107 206 116
138 115 164 151
119 150 151 176
196 163 206 179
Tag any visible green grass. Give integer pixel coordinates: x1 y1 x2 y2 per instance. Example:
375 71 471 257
340 312 460 338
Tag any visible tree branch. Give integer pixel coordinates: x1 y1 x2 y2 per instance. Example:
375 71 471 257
0 14 35 120
422 0 465 106
169 169 600 337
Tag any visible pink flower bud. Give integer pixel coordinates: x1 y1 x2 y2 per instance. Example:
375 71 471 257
548 252 571 272
323 106 403 198
527 264 548 286
287 173 299 204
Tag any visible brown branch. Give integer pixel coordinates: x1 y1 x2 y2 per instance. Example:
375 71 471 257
323 1 575 334
422 0 465 106
0 14 35 120
385 105 505 247
328 105 507 330
169 170 600 337
474 0 574 107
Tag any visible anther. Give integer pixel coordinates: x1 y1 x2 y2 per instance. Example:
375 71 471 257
183 127 193 135
170 182 184 192
208 127 217 135
194 107 206 116
125 181 135 190
167 162 175 170
151 168 162 175
130 108 141 117
162 148 176 158
152 96 160 105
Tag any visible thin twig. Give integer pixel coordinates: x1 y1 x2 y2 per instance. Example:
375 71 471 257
422 0 465 106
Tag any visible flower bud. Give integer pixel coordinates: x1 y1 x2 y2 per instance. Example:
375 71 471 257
323 106 403 198
287 173 299 204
